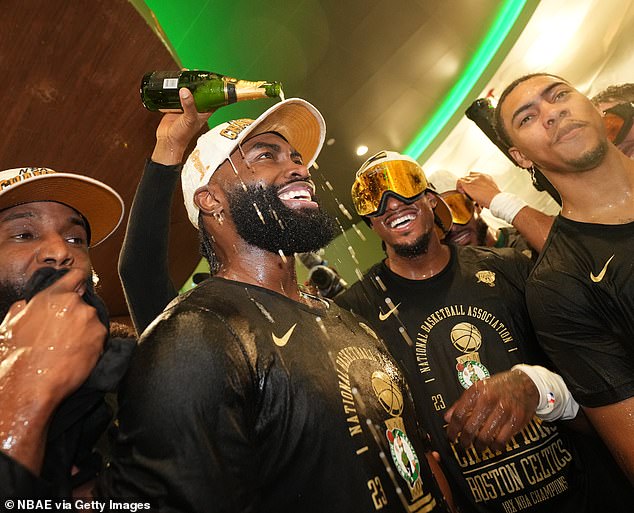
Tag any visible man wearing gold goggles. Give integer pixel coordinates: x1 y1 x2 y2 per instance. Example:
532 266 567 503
351 151 453 239
430 170 538 261
335 150 616 513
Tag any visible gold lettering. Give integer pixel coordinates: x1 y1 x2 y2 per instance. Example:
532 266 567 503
349 424 363 437
347 415 360 425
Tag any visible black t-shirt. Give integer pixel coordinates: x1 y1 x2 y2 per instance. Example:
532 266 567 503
97 278 450 513
336 244 631 513
495 226 538 262
526 215 634 407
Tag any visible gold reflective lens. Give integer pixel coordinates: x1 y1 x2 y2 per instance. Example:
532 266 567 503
352 160 428 216
440 191 474 225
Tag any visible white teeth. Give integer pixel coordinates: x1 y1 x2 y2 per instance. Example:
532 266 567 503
390 214 415 228
279 190 311 201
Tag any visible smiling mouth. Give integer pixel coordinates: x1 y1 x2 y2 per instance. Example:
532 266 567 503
277 182 318 208
387 213 416 229
278 189 313 201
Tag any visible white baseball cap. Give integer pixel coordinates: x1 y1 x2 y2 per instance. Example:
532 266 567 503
427 169 460 194
181 98 326 228
0 167 124 247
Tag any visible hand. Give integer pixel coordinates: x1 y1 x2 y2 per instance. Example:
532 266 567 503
0 268 107 403
456 172 502 209
151 87 216 165
0 268 107 474
444 369 539 452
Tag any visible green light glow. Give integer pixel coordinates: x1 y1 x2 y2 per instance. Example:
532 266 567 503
403 0 528 159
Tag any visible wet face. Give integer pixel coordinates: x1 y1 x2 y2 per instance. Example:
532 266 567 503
444 212 488 247
0 201 91 318
501 75 608 173
369 192 437 258
209 132 336 254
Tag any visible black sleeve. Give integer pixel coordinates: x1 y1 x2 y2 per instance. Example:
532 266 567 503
95 309 259 512
118 160 180 333
0 452 54 498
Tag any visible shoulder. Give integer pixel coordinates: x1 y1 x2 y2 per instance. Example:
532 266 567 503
136 279 257 368
336 262 384 311
456 244 532 274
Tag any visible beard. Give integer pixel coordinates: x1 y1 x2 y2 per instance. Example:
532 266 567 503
226 182 337 255
392 232 432 258
565 140 608 170
0 280 24 321
0 268 103 327
475 217 489 246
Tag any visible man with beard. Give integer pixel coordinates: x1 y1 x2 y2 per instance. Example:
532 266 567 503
0 167 125 496
494 73 634 483
335 150 631 512
97 99 454 513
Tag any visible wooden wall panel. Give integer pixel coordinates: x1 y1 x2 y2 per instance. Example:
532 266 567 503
0 0 200 322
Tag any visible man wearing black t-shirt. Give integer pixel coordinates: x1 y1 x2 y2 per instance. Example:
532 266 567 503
97 95 453 512
336 150 631 512
495 73 634 484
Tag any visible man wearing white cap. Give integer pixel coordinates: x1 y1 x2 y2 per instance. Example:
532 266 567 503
98 96 454 512
0 167 125 496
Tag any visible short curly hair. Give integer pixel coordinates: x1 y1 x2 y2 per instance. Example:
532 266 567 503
591 83 634 106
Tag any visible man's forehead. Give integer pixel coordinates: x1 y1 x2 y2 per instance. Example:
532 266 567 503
241 132 294 152
507 76 571 103
0 201 85 223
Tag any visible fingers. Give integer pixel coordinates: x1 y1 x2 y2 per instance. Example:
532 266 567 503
445 385 480 441
179 88 216 127
491 418 519 452
179 87 197 116
454 400 497 449
446 371 539 452
3 300 27 320
44 267 87 295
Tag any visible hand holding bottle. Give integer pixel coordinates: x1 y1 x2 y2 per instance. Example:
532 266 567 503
151 87 215 166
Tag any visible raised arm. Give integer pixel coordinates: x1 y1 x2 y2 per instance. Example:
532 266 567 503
119 88 214 332
457 171 554 252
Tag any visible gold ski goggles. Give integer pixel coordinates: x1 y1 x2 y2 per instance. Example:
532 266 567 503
440 190 475 225
351 151 453 233
352 157 429 217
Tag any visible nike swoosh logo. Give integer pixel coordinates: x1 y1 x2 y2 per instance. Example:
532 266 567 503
590 254 615 283
272 323 297 347
379 303 401 321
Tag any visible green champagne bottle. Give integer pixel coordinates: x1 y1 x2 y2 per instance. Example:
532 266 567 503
140 70 283 112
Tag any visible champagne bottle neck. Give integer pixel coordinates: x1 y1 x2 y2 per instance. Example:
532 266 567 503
233 80 282 101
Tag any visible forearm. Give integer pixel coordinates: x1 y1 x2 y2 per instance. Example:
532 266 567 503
510 207 554 253
584 399 634 484
119 160 180 332
0 382 58 475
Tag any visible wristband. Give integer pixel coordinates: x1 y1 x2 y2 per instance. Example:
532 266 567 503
512 364 579 422
489 192 528 224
